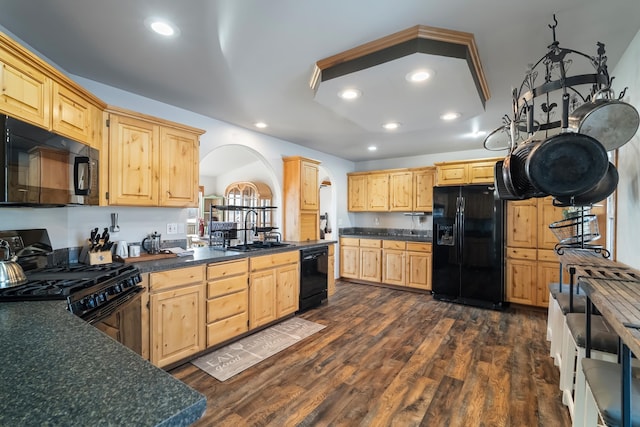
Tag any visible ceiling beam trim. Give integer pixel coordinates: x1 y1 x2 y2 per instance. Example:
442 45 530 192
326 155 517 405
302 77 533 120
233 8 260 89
310 25 490 108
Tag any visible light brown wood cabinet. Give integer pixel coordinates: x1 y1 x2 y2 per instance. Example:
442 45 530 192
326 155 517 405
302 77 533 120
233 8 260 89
249 251 300 329
434 158 500 186
389 171 412 211
0 32 104 146
405 242 432 290
347 174 367 211
412 167 436 212
327 244 336 296
505 197 573 307
382 240 406 285
149 265 206 368
206 259 249 348
283 156 320 241
348 167 435 212
105 107 203 207
367 173 390 211
340 237 432 290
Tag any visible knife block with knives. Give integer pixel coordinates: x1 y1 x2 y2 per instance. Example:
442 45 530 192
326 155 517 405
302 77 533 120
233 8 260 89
80 227 114 265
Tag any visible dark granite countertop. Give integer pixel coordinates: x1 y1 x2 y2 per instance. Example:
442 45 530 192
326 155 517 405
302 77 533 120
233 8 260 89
131 240 337 273
0 300 206 427
338 227 432 243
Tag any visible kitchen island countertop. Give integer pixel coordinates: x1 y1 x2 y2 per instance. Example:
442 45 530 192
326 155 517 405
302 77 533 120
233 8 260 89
0 300 206 426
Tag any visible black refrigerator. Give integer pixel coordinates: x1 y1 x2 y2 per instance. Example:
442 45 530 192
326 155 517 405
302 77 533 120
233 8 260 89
432 185 506 309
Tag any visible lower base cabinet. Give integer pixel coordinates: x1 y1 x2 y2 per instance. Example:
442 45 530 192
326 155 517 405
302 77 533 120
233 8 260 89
249 251 299 329
341 238 432 290
149 265 206 368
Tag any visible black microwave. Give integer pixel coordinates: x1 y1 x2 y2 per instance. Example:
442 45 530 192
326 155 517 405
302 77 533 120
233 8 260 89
0 115 99 207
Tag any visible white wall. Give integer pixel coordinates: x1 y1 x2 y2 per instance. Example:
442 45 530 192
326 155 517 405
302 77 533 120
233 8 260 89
612 28 640 269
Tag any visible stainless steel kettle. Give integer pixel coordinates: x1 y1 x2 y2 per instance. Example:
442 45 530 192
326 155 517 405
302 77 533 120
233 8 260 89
0 239 27 288
141 232 162 255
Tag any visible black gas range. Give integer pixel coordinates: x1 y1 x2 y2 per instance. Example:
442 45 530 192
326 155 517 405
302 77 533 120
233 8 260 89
0 229 143 324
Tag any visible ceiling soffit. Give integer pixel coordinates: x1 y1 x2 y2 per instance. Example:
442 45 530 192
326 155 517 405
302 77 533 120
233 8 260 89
310 25 490 107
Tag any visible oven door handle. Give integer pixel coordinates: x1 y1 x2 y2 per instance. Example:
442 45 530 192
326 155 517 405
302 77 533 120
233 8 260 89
83 287 144 325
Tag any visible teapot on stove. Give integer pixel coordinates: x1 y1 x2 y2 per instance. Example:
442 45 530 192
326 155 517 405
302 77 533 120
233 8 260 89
141 231 162 255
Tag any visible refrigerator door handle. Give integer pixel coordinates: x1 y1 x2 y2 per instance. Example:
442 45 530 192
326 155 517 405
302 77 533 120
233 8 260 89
458 198 464 262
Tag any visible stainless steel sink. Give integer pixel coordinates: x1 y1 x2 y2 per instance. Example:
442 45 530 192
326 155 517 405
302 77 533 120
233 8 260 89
225 242 292 252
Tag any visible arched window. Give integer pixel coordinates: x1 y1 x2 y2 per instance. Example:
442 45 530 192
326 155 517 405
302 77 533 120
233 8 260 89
223 181 273 228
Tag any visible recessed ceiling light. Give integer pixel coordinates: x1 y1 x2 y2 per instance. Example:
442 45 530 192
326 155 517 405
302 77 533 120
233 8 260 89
145 18 180 37
255 122 268 129
440 112 461 121
406 69 433 83
382 122 401 130
368 145 377 151
338 89 361 100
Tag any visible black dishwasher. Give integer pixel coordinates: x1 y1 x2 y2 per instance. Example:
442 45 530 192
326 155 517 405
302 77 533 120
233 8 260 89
299 246 328 312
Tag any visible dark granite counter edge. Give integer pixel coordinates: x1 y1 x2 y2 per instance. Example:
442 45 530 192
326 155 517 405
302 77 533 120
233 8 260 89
132 240 337 273
0 301 206 427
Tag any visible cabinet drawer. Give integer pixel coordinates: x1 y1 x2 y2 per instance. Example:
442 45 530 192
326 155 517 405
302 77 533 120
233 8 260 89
359 239 381 248
406 242 432 252
537 249 558 262
250 250 299 271
149 265 204 291
207 274 248 298
207 259 248 280
383 240 406 250
207 289 248 323
340 237 359 247
207 312 249 347
506 247 537 260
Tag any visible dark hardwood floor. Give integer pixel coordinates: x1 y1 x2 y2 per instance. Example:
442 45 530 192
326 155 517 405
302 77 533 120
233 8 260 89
170 281 570 426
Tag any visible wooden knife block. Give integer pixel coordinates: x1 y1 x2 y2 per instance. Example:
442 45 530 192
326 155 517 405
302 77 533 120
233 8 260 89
80 245 113 265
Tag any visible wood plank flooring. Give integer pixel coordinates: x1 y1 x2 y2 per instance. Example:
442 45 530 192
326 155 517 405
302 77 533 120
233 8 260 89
170 281 570 426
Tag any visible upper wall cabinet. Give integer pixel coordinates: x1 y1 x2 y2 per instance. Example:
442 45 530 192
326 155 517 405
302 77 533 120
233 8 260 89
0 31 105 148
105 107 204 207
347 167 435 213
434 158 501 186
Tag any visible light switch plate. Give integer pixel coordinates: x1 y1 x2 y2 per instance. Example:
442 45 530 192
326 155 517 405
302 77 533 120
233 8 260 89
166 223 178 234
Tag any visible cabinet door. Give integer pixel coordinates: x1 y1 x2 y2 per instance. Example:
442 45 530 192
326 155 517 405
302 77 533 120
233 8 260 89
505 258 537 305
468 160 496 184
406 251 431 290
506 200 538 248
0 50 50 128
327 253 336 296
108 114 159 206
537 197 564 250
360 248 381 282
367 173 389 211
340 245 360 279
300 211 319 241
382 249 405 285
348 175 367 211
159 127 199 207
276 263 299 317
437 164 467 186
150 283 206 368
52 81 92 145
249 269 277 329
413 168 435 212
537 260 561 308
301 160 319 210
389 171 413 211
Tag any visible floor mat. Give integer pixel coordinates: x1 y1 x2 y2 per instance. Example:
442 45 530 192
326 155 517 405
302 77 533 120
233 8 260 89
191 317 325 381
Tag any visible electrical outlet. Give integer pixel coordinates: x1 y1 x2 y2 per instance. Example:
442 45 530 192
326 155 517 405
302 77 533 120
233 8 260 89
374 217 380 225
166 223 178 234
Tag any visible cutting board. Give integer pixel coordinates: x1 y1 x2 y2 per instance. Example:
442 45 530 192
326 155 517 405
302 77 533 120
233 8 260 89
124 252 178 263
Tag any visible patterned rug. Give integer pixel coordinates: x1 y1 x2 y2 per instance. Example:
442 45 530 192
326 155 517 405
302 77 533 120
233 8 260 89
192 317 325 381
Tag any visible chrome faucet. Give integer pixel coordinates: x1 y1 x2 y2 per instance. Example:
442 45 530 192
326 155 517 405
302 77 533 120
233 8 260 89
243 209 258 246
